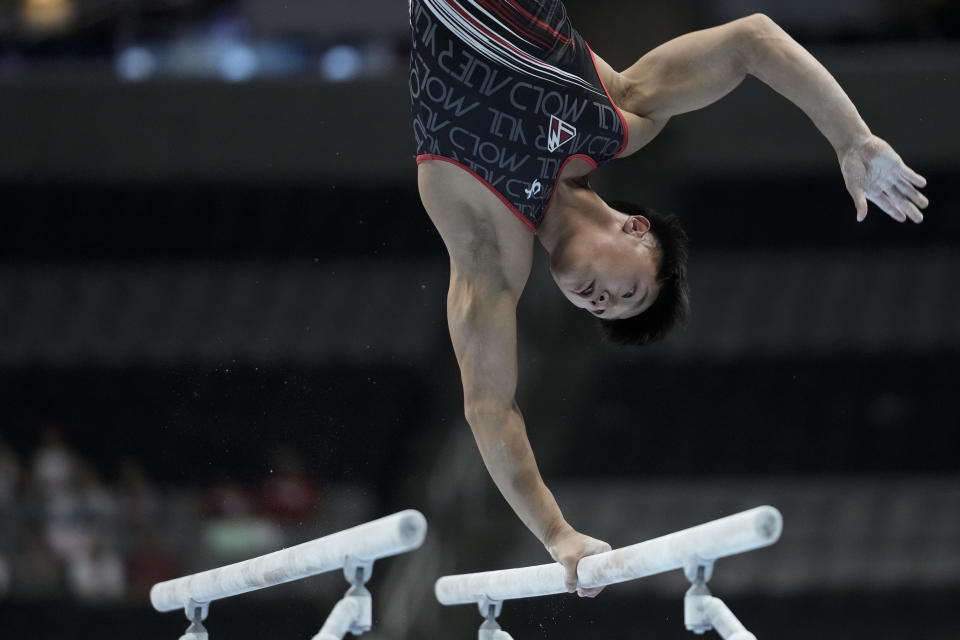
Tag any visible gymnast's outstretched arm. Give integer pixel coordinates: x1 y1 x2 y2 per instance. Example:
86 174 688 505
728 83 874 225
601 13 928 223
443 244 610 597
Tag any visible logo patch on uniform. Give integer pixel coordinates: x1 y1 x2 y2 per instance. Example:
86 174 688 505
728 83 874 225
524 180 542 199
546 115 577 152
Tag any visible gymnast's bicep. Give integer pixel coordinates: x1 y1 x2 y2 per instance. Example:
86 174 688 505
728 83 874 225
615 15 764 122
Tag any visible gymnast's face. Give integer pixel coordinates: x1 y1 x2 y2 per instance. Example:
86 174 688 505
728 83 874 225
550 215 661 320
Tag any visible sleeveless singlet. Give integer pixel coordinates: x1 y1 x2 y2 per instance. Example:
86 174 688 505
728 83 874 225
409 0 628 231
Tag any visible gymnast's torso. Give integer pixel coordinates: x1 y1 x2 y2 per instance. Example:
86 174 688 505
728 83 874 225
410 0 628 232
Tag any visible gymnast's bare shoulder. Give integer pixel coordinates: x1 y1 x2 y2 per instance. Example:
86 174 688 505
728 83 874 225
590 52 668 158
417 159 534 278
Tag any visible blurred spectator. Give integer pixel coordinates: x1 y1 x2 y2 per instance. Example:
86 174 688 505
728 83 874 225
44 460 116 563
65 535 126 602
11 533 62 599
201 470 253 517
116 457 160 537
257 446 320 523
31 425 78 500
127 529 182 597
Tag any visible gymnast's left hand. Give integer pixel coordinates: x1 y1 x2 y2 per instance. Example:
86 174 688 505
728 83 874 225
839 134 928 224
546 525 612 598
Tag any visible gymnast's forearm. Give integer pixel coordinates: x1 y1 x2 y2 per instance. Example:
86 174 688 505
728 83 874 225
744 15 871 155
465 402 569 545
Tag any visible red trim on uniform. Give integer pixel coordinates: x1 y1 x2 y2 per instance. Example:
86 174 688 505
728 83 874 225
540 153 597 226
501 0 572 44
586 43 629 158
474 0 553 48
417 154 537 233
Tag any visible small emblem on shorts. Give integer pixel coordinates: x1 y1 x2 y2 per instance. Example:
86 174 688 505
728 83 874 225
524 180 542 199
547 115 577 152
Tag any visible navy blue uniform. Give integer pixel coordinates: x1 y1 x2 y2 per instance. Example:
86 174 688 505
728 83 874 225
410 0 628 230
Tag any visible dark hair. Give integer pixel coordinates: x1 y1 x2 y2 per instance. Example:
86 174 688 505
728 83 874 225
598 201 689 346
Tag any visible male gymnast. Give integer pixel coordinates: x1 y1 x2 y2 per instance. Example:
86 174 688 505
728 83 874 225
409 0 928 597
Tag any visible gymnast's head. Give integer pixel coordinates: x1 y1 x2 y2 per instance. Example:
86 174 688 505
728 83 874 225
548 201 690 346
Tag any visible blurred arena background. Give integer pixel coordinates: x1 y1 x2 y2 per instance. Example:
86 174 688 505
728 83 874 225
1 0 958 638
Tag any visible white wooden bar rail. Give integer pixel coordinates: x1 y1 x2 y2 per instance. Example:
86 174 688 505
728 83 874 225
436 506 782 605
152 509 427 612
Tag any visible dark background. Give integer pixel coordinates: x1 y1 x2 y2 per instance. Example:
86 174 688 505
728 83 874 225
0 0 958 638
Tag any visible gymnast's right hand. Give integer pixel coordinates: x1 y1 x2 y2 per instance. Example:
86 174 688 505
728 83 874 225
546 525 612 598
